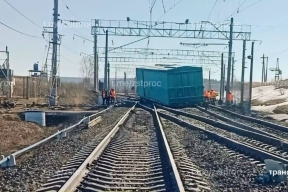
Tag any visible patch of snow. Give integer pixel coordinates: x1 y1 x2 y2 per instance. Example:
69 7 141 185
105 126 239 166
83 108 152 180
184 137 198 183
251 86 288 102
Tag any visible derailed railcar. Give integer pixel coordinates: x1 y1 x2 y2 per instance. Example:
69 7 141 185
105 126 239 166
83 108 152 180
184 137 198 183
136 66 204 107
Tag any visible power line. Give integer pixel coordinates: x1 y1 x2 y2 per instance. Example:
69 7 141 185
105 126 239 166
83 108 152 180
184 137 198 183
224 0 263 21
224 0 247 21
61 0 78 18
3 0 42 29
0 21 42 38
270 48 288 57
207 0 218 20
161 0 166 13
239 0 263 12
157 0 184 20
60 54 79 65
73 34 93 42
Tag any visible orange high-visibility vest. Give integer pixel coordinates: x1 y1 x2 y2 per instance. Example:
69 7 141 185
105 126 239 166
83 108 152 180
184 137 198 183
227 93 233 101
204 91 208 98
207 91 211 98
211 90 216 98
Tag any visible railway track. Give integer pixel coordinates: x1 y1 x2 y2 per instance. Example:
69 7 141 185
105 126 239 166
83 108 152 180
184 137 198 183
0 107 131 191
152 105 288 190
203 105 288 140
37 104 186 192
5 102 288 191
156 105 288 162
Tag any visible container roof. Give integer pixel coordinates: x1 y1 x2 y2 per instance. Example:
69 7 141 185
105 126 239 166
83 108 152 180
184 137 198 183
136 65 202 71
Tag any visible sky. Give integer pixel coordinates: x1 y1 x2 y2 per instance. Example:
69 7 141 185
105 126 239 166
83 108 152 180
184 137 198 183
0 0 287 82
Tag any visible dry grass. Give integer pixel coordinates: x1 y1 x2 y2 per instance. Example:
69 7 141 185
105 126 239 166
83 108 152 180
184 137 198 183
12 78 96 106
0 114 56 156
58 82 95 106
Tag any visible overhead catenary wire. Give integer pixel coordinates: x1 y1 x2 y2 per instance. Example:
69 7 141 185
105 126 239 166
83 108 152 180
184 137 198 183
223 0 263 21
157 0 184 20
239 0 263 12
224 0 247 21
3 0 82 67
0 21 42 38
3 0 43 29
207 0 218 20
60 54 79 65
61 0 78 18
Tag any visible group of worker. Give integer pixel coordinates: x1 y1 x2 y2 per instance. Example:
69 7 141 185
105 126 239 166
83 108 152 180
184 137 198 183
203 89 233 106
203 89 217 105
101 89 116 105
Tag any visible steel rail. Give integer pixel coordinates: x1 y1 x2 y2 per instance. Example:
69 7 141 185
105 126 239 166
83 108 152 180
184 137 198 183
58 104 136 192
58 103 185 192
195 106 280 139
0 106 113 168
140 103 185 192
210 105 288 133
157 110 288 164
155 104 288 150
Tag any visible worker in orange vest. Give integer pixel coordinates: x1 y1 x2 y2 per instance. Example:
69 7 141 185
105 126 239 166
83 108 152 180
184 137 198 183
207 90 211 103
210 89 216 105
203 90 207 100
203 90 209 110
204 90 209 101
227 91 233 104
110 89 116 103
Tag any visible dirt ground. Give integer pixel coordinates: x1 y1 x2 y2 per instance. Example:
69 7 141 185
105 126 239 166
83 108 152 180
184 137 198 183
0 113 56 157
0 81 99 157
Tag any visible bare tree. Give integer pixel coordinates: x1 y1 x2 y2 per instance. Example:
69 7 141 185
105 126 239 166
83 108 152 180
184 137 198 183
80 56 93 88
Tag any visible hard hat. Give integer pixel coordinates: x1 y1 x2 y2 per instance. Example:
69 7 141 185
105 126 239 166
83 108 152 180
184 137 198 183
229 91 231 93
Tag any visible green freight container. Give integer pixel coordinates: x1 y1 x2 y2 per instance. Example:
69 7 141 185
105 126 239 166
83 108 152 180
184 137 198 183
136 66 204 107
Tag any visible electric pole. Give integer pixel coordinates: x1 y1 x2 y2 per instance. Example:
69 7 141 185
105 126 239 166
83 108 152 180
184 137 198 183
208 70 211 90
261 54 268 84
231 57 234 92
222 63 226 100
115 69 117 92
49 0 59 106
265 57 268 82
108 62 110 90
0 47 11 98
248 42 254 114
226 17 234 104
240 40 246 107
6 47 10 99
94 31 98 92
124 72 127 95
220 53 224 101
104 30 108 89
